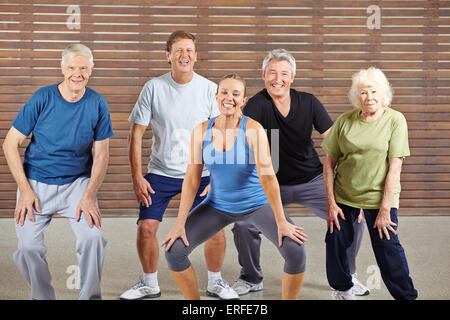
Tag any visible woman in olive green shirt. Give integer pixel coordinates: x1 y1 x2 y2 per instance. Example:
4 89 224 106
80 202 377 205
321 67 417 300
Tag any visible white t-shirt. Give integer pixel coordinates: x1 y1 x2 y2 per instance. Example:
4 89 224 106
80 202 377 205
128 72 219 178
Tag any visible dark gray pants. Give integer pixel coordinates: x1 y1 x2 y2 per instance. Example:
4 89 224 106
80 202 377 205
165 204 306 275
232 173 365 284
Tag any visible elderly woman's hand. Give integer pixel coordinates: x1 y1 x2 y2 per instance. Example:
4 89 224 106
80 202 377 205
327 202 345 233
374 207 397 240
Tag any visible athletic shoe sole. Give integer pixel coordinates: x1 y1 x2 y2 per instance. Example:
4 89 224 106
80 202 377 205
234 284 263 296
354 289 370 296
120 291 161 300
206 290 240 300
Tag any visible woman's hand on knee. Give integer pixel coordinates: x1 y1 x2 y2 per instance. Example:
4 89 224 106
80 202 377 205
161 223 188 251
277 221 308 247
327 203 345 233
374 207 397 240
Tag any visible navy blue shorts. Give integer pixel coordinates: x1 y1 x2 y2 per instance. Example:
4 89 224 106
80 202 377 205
138 173 210 222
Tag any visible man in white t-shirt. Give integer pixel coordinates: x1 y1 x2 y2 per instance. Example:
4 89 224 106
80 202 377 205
120 31 238 300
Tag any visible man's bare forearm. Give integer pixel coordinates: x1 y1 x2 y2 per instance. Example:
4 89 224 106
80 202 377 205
2 129 31 192
84 140 109 199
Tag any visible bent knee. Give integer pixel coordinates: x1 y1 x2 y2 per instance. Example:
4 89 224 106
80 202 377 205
281 238 306 274
207 229 225 244
138 219 159 239
231 221 258 235
16 242 45 256
77 229 106 247
165 238 191 272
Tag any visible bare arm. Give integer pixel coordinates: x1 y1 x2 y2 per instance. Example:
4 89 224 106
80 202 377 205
162 122 206 250
320 128 331 139
128 123 155 207
323 154 346 233
76 138 110 228
247 119 307 247
2 127 40 225
374 157 403 240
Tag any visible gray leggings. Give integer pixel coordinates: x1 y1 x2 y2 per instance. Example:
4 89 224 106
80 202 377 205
165 203 306 274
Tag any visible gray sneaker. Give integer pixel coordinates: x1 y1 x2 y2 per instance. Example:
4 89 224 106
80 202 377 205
206 279 239 300
232 279 263 296
120 279 161 300
351 274 370 296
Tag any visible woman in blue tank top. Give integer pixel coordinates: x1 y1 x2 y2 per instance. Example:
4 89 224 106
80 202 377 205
163 74 308 300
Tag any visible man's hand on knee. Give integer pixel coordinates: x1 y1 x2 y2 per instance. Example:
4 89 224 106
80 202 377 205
15 188 40 226
76 195 101 228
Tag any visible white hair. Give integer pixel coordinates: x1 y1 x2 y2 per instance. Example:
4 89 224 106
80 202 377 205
262 48 296 76
61 43 94 66
348 67 393 108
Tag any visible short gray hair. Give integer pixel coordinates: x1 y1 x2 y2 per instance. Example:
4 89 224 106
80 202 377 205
262 49 296 76
348 67 393 109
62 43 94 65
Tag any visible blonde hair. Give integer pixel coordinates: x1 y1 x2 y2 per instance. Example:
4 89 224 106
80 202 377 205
62 43 94 66
348 67 393 108
218 73 247 97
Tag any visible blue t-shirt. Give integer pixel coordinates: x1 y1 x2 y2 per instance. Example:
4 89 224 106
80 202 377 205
12 83 114 185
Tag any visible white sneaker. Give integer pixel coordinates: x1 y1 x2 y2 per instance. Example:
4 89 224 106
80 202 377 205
120 279 161 300
206 279 239 300
352 274 370 296
332 289 356 300
231 279 263 296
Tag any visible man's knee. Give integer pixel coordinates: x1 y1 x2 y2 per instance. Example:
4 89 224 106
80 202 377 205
138 219 160 240
16 240 45 257
76 226 106 250
232 221 259 237
207 229 225 245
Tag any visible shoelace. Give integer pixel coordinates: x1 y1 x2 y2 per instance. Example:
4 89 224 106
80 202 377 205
215 279 230 288
132 280 146 290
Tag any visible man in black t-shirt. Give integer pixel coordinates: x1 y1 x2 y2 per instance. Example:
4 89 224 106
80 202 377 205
231 49 369 298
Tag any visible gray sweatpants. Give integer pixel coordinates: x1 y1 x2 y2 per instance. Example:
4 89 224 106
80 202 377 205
165 204 306 275
13 177 107 300
232 173 365 284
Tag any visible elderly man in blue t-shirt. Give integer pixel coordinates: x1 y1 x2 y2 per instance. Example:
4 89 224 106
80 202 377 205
2 43 113 300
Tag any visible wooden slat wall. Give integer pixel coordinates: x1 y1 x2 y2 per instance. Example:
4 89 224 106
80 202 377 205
0 0 449 217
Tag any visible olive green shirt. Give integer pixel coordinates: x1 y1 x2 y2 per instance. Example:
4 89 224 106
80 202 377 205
321 107 410 209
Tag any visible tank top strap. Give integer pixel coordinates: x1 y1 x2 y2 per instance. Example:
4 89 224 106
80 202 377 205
236 115 249 148
204 116 217 142
240 115 249 129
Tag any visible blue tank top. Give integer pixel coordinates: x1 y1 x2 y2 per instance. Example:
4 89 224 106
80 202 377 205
201 116 268 213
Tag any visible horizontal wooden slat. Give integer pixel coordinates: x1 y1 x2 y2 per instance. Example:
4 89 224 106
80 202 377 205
0 0 449 218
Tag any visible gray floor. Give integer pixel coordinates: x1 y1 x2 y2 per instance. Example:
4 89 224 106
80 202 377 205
1 216 449 300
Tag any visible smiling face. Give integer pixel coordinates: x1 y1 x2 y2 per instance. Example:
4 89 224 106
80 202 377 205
358 83 383 114
262 59 295 99
166 38 197 76
61 54 93 92
216 78 247 117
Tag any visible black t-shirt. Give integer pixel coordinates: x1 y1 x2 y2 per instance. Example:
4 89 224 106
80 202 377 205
243 88 333 185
